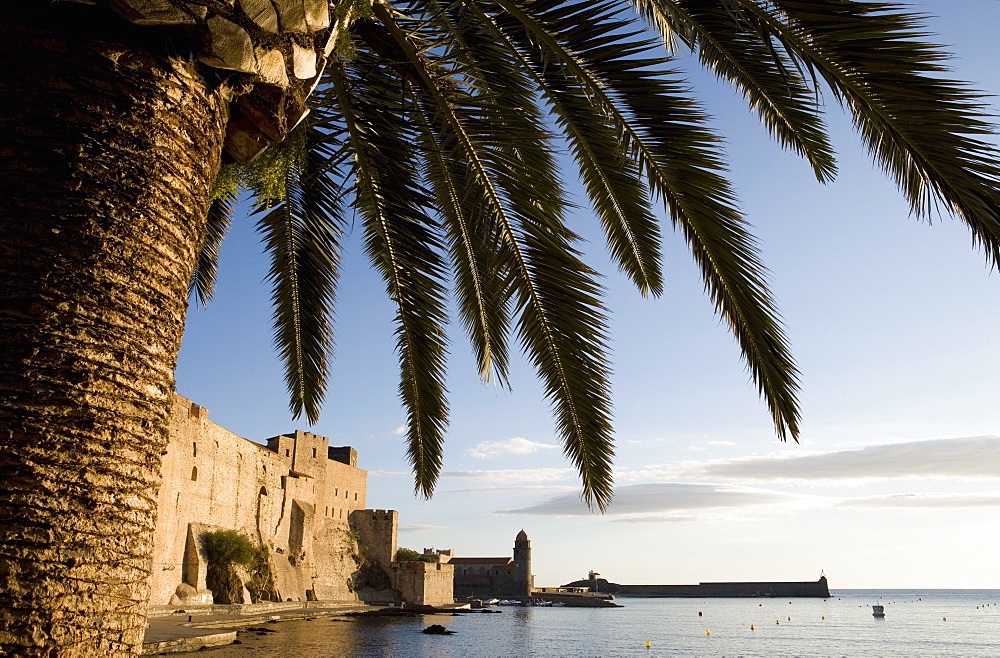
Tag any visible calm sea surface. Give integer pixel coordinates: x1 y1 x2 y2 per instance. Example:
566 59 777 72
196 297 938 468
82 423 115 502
204 590 999 657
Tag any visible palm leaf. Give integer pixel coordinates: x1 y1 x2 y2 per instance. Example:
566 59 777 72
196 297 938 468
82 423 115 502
743 0 1000 262
633 0 837 182
372 1 616 508
493 0 801 440
254 124 347 424
189 190 235 307
330 53 451 497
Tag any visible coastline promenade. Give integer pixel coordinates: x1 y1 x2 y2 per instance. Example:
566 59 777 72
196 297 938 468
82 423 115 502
143 602 378 654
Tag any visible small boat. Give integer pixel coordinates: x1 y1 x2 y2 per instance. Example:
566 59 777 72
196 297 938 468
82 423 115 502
484 598 500 606
872 605 885 618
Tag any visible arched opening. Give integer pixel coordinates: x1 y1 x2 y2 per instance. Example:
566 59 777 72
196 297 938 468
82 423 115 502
191 466 198 481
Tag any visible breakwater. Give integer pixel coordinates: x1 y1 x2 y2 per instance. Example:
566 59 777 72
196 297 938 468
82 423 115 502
564 576 831 598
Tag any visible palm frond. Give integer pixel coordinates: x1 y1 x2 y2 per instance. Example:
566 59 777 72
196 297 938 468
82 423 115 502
744 0 1000 262
414 103 515 388
189 190 234 307
372 1 616 509
493 0 801 441
255 124 347 424
330 54 451 498
633 0 837 181
462 0 664 297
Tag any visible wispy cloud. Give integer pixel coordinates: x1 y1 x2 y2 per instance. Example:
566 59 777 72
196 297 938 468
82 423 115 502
390 424 406 436
446 485 579 495
466 437 559 459
495 482 812 517
368 470 410 478
619 436 1000 484
399 523 449 532
837 492 1000 509
442 467 574 484
700 436 1000 481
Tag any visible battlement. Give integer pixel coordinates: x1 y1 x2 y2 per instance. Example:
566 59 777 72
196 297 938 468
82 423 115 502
423 547 454 561
173 393 209 421
395 560 449 572
328 446 357 467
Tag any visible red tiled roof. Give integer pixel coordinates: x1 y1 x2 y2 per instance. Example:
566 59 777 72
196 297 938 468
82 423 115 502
448 557 512 566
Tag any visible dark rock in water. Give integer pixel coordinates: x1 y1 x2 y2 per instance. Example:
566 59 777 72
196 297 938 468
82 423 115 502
245 626 277 633
232 640 242 645
422 624 455 635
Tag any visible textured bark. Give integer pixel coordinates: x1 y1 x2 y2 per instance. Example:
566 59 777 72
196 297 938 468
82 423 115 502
106 0 341 164
0 7 229 656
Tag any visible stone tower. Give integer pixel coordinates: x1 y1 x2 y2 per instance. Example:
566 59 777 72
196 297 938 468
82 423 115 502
513 529 534 597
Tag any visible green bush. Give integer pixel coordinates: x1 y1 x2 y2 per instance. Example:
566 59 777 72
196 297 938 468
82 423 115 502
395 547 436 563
203 530 257 567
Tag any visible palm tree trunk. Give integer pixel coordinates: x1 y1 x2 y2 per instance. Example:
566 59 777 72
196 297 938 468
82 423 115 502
0 7 229 655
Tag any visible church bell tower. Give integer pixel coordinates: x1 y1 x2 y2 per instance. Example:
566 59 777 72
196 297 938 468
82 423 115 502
513 529 534 598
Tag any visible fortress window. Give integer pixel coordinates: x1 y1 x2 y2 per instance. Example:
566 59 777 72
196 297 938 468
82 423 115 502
192 442 197 457
334 488 338 496
344 490 348 499
285 449 290 457
339 509 343 519
312 448 317 458
354 493 358 501
191 466 198 481
259 486 267 497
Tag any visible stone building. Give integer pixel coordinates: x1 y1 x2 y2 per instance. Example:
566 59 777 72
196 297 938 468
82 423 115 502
441 530 534 599
150 394 453 607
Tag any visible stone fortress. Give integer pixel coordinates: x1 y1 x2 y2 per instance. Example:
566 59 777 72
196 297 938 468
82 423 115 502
150 395 453 607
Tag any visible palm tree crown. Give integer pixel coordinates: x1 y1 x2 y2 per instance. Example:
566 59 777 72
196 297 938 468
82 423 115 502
198 0 1000 511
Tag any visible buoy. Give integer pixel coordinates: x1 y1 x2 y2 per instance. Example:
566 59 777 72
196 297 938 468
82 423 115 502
943 617 947 621
750 624 754 631
645 641 651 649
698 611 702 616
787 617 791 621
776 620 780 624
705 630 711 636
822 616 825 620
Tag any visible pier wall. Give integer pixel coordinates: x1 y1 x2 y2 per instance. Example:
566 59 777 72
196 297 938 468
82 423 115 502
614 578 831 598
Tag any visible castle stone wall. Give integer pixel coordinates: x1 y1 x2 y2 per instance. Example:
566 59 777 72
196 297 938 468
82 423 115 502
350 509 398 571
151 395 448 607
150 395 368 605
392 561 455 607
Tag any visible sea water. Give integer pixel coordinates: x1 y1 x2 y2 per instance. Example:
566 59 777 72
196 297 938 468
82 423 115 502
203 590 999 656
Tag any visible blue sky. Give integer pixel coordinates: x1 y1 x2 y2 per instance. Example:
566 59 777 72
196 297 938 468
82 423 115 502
176 1 1000 589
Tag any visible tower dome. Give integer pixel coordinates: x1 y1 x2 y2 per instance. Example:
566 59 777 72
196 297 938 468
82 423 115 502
516 529 528 542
